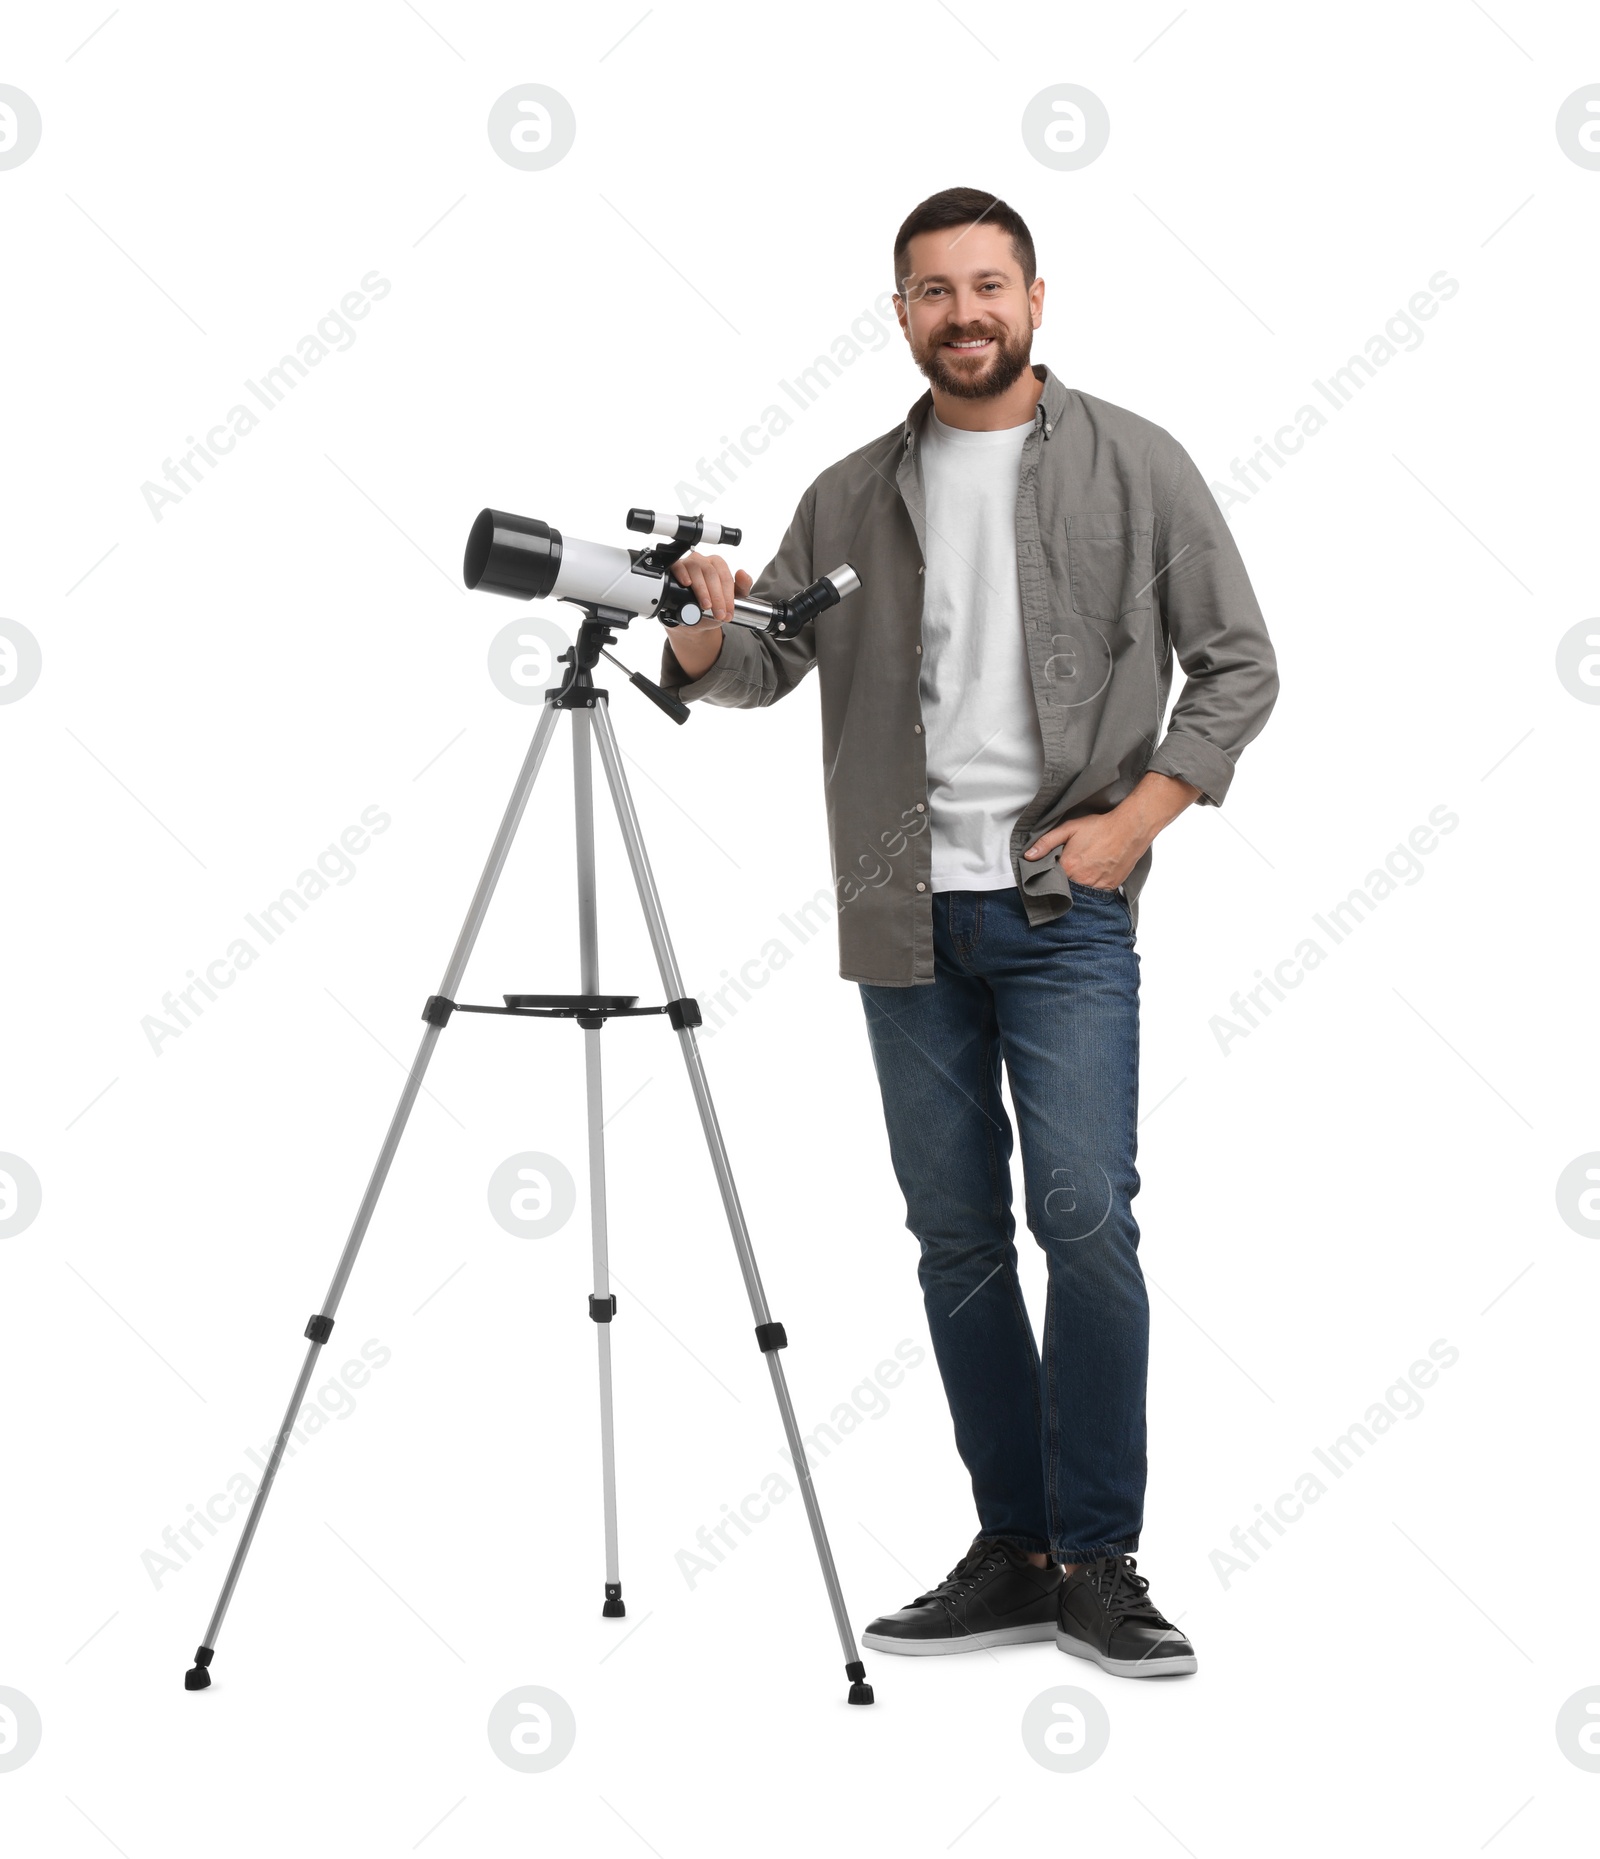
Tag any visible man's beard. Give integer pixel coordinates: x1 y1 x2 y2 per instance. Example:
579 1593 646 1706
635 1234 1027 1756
914 319 1033 400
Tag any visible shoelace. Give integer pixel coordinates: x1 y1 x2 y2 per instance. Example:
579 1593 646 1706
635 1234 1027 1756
910 1541 1012 1613
1081 1554 1169 1627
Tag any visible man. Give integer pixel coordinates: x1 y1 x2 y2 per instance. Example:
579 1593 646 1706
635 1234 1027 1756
659 187 1277 1678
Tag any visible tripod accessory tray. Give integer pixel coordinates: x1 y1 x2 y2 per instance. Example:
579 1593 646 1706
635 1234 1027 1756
423 992 703 1032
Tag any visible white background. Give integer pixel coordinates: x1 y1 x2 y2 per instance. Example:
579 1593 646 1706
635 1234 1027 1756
2 1 1597 1851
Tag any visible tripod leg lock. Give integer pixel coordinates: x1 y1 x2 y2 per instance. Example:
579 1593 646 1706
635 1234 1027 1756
422 995 456 1027
304 1314 335 1344
589 1293 618 1323
665 995 702 1031
754 1321 788 1353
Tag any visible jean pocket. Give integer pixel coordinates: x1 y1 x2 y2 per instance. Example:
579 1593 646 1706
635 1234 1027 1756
1065 511 1155 621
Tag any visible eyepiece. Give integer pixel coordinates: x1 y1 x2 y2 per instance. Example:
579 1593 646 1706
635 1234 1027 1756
463 509 563 600
784 564 860 631
753 563 862 639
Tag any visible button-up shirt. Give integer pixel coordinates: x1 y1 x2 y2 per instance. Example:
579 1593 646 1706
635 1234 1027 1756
658 364 1279 987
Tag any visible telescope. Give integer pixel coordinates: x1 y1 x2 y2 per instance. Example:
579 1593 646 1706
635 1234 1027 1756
463 506 860 639
180 496 881 1713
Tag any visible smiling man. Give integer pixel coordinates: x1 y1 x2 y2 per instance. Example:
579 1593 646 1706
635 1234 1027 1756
659 187 1278 1678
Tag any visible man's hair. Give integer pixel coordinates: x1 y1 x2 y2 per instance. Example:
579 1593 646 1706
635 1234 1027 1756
893 187 1037 294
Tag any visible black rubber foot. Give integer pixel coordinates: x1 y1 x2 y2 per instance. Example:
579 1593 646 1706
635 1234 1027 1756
603 1582 625 1618
848 1680 875 1705
184 1664 212 1691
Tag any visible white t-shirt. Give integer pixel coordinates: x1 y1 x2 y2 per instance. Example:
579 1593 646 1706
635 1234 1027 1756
916 412 1045 892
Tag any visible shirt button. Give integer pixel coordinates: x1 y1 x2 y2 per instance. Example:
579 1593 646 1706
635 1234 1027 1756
915 802 926 813
916 882 926 892
917 566 924 575
915 644 923 654
913 723 922 734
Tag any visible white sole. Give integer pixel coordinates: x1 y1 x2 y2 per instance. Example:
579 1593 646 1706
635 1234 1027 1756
1055 1628 1197 1677
862 1622 1058 1656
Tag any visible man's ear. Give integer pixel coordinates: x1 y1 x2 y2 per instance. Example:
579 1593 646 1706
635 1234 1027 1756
892 292 911 338
1030 275 1046 329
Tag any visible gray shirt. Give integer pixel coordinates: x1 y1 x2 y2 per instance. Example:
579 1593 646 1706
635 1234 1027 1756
658 363 1279 987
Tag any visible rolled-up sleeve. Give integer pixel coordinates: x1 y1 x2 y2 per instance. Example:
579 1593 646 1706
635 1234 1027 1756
1145 442 1279 806
658 482 821 709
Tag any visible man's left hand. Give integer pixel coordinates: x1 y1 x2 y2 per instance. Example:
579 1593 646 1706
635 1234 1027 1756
1023 773 1204 889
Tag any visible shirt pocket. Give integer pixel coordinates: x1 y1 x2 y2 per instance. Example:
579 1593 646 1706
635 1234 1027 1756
1065 510 1156 622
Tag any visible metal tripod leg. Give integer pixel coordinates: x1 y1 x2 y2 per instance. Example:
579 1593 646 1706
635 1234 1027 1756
184 698 565 1691
589 699 874 1705
572 710 625 1619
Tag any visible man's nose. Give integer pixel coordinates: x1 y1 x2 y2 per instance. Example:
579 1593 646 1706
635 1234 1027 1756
951 294 995 326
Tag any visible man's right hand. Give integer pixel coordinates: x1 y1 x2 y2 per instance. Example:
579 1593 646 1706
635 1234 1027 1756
665 550 754 678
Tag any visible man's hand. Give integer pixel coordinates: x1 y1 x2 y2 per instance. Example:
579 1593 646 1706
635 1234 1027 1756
663 550 754 679
1023 772 1203 888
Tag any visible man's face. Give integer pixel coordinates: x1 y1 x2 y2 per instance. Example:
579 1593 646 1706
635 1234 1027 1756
894 222 1045 400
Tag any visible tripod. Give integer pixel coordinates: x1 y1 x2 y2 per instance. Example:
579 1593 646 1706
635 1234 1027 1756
184 607 875 1706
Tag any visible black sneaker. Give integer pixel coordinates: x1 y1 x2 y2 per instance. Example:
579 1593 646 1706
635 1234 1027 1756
862 1537 1062 1655
1056 1554 1196 1676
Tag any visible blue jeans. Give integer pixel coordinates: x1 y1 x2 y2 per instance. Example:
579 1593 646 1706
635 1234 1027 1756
859 885 1147 1563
